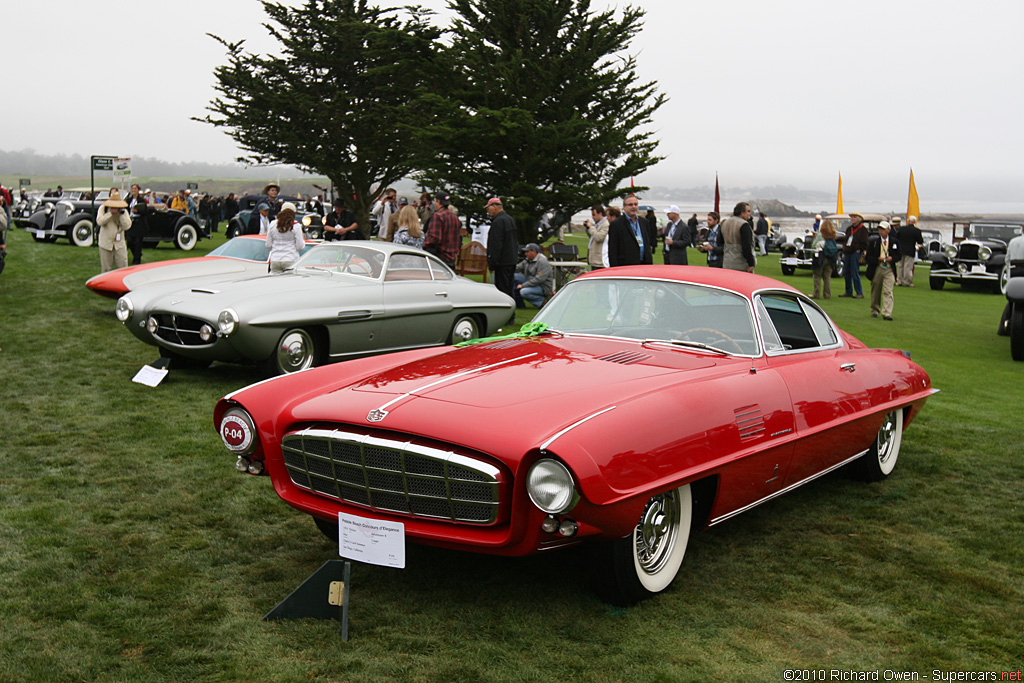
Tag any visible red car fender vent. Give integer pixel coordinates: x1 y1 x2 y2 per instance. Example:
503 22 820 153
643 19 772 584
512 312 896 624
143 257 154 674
597 351 652 365
478 338 530 350
734 405 766 441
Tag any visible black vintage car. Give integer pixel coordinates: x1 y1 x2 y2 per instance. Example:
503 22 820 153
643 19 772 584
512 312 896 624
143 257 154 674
928 222 1022 294
16 196 206 250
777 213 887 277
225 195 325 240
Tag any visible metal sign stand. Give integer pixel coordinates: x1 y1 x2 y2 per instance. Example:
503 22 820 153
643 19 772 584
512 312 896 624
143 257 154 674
262 560 352 641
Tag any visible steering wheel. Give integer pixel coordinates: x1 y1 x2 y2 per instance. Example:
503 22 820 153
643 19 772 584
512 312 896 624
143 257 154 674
343 260 373 276
677 327 744 354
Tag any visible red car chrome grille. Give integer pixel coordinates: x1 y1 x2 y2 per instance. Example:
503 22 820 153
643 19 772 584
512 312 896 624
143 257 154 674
281 426 503 524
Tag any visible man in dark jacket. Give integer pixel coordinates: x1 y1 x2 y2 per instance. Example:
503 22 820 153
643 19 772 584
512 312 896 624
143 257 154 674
895 215 924 286
485 197 518 301
866 221 900 320
607 195 654 266
840 212 869 298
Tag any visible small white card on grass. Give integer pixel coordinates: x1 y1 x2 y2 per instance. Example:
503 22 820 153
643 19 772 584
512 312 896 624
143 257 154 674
132 365 169 387
337 512 406 569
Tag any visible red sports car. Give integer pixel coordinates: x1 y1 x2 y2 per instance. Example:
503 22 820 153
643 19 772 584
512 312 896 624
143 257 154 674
215 266 936 605
85 235 317 299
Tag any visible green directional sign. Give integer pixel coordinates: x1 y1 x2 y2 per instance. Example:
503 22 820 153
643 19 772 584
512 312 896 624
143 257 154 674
91 156 115 171
19 178 30 186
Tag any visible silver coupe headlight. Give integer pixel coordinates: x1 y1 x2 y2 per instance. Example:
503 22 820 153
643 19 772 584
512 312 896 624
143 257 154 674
527 458 578 514
115 297 133 322
944 244 958 259
217 309 239 335
793 237 804 249
978 245 992 261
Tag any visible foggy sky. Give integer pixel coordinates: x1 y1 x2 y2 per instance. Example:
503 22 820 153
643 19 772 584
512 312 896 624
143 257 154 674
6 0 1022 201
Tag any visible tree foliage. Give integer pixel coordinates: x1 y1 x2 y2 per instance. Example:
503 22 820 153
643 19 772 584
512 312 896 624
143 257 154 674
197 0 440 226
414 0 665 242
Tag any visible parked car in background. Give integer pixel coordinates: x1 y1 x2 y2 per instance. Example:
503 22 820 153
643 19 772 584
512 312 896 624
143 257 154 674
85 235 317 299
16 196 206 249
928 222 1022 294
214 266 935 605
918 228 943 260
225 194 325 240
999 276 1024 360
115 241 515 375
777 213 885 277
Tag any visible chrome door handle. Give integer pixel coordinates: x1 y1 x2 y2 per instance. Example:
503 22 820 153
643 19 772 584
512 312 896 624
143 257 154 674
435 291 448 297
840 363 856 372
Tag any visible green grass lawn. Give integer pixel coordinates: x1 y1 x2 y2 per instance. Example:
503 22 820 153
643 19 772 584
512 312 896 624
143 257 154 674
0 229 1021 682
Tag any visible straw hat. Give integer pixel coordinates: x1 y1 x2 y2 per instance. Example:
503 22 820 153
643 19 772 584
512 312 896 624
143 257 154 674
102 189 128 209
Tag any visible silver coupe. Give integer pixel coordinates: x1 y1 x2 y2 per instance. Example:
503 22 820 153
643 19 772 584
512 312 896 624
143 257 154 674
115 242 515 375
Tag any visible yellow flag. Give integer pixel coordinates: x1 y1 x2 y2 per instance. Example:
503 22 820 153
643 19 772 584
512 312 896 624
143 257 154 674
836 172 844 214
906 169 920 221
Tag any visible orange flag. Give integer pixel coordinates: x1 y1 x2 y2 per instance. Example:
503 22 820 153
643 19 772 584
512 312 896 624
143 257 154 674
836 172 844 215
906 169 920 220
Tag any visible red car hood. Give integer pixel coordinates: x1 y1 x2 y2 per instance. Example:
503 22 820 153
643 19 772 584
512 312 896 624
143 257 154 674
272 335 725 455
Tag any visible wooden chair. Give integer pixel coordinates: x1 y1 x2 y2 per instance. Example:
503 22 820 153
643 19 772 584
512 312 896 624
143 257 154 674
456 240 488 282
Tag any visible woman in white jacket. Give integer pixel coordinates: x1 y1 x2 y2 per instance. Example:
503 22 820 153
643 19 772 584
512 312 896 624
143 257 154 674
265 203 305 273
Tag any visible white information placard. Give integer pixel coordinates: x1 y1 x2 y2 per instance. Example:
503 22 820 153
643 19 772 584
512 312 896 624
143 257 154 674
337 512 406 569
132 365 169 387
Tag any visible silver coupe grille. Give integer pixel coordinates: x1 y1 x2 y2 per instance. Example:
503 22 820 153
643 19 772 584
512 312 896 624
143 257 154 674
281 426 503 524
150 313 211 346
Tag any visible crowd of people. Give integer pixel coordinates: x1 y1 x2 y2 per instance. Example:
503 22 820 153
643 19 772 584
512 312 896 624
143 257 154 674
2 177 967 327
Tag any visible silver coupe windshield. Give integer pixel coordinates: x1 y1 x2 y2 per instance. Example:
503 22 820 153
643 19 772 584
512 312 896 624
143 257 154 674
534 278 759 355
293 243 385 278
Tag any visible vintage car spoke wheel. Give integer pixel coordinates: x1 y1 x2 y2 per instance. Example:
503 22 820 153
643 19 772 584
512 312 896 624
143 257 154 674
851 410 903 482
448 315 480 344
175 223 198 250
832 257 845 278
678 327 744 354
1010 304 1024 362
265 328 318 375
591 484 692 605
70 219 94 247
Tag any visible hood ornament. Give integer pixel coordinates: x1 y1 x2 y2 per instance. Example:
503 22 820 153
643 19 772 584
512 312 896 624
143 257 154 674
366 408 388 423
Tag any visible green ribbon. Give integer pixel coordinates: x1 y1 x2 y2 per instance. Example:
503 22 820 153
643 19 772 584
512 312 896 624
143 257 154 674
456 321 551 347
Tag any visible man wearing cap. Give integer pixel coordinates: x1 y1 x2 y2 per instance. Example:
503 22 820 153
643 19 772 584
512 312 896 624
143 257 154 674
840 212 869 298
895 215 923 286
663 206 690 265
514 243 553 308
97 189 131 272
813 214 822 233
607 195 654 267
485 198 518 301
423 191 462 268
247 203 272 236
325 198 361 240
867 220 899 320
170 189 188 214
261 183 281 220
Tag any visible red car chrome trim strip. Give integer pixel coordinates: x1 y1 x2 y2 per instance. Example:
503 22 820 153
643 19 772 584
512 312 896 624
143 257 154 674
540 407 617 452
369 353 539 419
707 447 871 527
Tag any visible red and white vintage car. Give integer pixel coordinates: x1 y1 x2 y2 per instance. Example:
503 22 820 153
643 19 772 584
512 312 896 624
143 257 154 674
215 266 935 605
